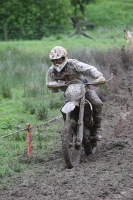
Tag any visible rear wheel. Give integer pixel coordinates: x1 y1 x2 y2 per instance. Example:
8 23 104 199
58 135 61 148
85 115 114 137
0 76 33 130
83 140 92 156
83 127 98 155
83 127 92 156
62 119 81 168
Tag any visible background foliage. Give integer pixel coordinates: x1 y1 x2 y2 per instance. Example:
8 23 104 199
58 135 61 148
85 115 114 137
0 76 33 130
0 0 71 40
0 0 133 40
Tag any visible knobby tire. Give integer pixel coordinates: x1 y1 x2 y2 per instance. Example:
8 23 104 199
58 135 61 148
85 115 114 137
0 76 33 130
62 119 81 169
83 127 92 156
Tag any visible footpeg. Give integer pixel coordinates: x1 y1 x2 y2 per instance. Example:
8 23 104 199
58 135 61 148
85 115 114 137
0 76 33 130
95 134 102 141
92 147 97 154
75 142 82 149
69 143 73 147
90 134 102 142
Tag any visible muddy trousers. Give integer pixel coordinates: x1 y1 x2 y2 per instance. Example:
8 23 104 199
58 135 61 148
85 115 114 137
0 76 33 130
85 90 103 135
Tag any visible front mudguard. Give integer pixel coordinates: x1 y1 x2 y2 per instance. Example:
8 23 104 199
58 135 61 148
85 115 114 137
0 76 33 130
60 101 79 122
61 101 79 114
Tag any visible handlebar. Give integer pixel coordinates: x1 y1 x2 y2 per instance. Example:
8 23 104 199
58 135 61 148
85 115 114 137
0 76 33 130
47 80 106 88
85 80 106 86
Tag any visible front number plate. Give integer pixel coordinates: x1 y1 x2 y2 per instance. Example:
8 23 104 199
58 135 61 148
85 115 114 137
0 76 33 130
67 84 82 94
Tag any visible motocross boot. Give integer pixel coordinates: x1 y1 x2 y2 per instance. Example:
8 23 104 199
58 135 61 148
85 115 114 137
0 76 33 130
92 116 102 141
85 89 103 142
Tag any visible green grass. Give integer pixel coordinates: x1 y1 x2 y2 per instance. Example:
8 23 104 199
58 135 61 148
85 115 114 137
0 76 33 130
87 0 133 27
0 119 62 179
0 32 127 53
0 76 62 178
0 92 62 136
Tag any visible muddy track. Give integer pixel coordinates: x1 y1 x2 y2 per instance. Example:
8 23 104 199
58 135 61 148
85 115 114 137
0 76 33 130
1 70 133 200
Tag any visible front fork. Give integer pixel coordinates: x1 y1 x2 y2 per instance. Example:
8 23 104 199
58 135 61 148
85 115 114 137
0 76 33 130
65 97 85 144
76 96 85 143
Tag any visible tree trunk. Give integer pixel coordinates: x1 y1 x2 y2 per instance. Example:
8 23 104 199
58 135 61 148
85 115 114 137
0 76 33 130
79 3 88 28
68 4 94 39
3 23 8 41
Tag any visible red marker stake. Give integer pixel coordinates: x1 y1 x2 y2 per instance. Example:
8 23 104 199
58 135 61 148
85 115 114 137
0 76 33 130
26 123 31 156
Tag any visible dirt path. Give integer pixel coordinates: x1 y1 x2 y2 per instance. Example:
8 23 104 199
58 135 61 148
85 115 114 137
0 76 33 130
1 69 133 200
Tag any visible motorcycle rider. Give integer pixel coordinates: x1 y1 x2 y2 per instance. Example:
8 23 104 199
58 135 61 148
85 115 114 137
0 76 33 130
46 46 105 142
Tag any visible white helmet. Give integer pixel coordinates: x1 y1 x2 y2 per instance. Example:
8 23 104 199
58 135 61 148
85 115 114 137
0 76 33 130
49 46 68 72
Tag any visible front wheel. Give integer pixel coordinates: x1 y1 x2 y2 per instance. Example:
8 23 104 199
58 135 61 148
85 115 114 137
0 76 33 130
62 119 82 168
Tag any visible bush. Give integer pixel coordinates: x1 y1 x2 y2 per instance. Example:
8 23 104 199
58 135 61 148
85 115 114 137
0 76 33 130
23 98 48 120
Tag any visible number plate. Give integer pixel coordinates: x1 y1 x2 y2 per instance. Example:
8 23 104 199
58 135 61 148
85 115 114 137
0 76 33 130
67 84 82 94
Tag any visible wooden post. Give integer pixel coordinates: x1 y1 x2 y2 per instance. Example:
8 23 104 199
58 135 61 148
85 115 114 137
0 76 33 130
26 123 31 156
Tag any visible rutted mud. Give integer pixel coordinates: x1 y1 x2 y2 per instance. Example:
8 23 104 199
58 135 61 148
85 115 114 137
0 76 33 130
1 67 133 200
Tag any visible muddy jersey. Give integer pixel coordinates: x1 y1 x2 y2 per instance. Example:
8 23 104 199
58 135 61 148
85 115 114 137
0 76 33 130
46 59 105 92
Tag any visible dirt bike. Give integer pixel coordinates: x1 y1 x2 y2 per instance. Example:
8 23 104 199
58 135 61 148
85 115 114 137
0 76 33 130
48 79 105 168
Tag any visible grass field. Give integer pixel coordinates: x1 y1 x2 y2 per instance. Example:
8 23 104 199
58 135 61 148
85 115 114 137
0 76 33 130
0 28 128 53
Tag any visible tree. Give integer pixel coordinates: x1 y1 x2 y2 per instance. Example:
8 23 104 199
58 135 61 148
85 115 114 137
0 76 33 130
0 0 70 40
69 0 97 38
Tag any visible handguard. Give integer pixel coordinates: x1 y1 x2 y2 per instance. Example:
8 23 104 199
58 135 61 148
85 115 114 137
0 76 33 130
87 78 106 87
47 81 66 88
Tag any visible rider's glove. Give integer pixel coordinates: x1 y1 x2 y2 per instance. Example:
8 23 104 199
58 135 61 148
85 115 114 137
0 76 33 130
91 77 106 87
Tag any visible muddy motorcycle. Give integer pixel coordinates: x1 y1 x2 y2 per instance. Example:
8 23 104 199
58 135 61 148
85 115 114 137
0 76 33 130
48 79 105 168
